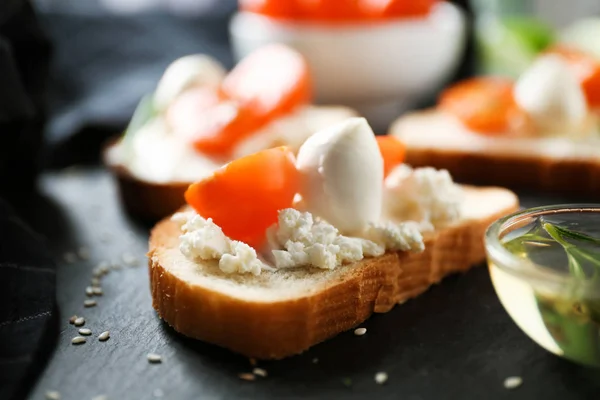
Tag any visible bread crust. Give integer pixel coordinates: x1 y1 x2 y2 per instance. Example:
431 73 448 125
392 110 600 195
147 191 519 359
103 140 189 221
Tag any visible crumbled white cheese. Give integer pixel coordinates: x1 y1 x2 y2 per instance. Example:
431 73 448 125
268 208 385 270
219 241 263 275
363 221 425 252
172 212 266 275
384 164 462 228
174 207 426 275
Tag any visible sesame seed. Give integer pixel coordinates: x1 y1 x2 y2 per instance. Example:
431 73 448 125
147 353 162 363
91 396 108 400
110 262 122 271
91 277 101 286
74 317 85 326
504 376 523 389
98 331 110 341
78 247 90 260
238 373 256 381
45 390 61 399
85 286 94 296
122 253 139 266
153 389 164 398
84 299 97 308
68 315 78 324
375 372 388 384
93 261 110 277
71 336 86 345
92 287 103 296
253 368 268 377
78 328 92 336
63 252 77 264
354 327 367 336
312 358 319 364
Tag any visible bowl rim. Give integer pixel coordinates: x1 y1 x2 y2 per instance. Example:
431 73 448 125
485 203 600 291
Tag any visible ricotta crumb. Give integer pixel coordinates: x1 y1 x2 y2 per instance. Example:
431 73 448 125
268 208 384 270
173 212 266 275
174 207 426 275
384 164 463 228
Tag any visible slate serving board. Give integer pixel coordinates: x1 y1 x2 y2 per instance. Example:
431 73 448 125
22 167 600 400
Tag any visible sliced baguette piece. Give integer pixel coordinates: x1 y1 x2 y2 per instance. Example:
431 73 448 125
148 185 519 360
391 109 600 195
103 140 190 221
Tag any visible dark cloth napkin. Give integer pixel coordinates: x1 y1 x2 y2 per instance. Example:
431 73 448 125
0 2 55 399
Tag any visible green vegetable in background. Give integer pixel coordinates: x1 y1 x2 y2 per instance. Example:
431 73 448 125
476 16 555 77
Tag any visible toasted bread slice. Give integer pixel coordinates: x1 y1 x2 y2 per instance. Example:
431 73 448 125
147 186 519 359
391 110 600 195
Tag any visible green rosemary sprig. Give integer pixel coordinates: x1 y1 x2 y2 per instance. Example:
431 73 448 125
504 219 600 280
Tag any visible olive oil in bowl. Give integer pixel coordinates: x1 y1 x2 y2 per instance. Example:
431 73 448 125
486 206 600 367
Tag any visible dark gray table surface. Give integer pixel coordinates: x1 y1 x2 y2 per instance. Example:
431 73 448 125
26 167 600 400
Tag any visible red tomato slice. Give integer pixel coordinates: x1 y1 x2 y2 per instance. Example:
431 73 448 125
185 147 299 249
191 44 311 156
438 77 528 135
376 136 406 177
362 0 439 19
238 0 303 20
298 0 364 23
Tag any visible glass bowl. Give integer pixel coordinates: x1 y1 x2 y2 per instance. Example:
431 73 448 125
485 204 600 367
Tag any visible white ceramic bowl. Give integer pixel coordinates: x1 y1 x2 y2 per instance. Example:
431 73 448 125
229 2 467 130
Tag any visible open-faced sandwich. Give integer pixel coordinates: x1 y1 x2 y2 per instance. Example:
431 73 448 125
390 45 600 195
104 44 356 220
148 117 519 359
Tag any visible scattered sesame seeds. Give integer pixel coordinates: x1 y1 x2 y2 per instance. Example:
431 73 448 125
93 262 111 277
147 353 162 363
375 372 388 384
92 287 103 296
63 252 77 264
354 327 367 336
91 395 108 400
504 376 523 389
74 317 85 326
122 253 139 266
238 373 256 381
69 315 78 325
153 389 164 398
253 368 268 378
312 358 319 364
78 328 92 336
85 286 94 296
91 277 101 287
78 246 90 260
71 336 86 345
98 331 110 341
45 390 61 399
84 299 97 308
